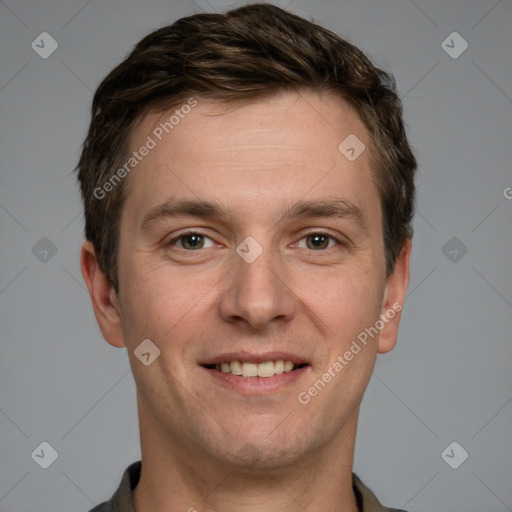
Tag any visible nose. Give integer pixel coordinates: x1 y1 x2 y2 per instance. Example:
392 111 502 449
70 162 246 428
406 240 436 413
218 243 296 331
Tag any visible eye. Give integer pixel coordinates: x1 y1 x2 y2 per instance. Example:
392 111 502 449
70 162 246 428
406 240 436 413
168 232 216 250
296 232 341 250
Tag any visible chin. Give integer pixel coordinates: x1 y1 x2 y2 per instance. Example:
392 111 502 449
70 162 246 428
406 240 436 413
221 441 304 471
202 425 314 472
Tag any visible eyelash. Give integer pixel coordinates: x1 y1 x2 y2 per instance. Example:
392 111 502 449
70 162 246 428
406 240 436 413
167 230 345 251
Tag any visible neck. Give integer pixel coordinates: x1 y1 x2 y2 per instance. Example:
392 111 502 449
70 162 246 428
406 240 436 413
133 402 360 512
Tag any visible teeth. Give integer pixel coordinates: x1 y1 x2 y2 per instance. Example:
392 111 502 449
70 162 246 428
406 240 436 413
283 361 294 372
257 361 275 378
230 360 243 375
242 362 259 377
214 360 301 378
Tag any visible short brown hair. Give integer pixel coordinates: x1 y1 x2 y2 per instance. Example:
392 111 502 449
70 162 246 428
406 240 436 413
76 3 416 293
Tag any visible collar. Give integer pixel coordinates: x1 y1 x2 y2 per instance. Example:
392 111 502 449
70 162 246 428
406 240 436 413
91 461 406 512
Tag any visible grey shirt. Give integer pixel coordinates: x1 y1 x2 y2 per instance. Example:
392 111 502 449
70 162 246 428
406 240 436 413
89 461 408 512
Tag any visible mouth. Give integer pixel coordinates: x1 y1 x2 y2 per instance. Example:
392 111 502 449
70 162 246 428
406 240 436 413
202 360 309 378
198 351 311 393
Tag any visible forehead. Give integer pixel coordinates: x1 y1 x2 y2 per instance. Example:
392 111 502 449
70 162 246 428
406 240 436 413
122 90 380 229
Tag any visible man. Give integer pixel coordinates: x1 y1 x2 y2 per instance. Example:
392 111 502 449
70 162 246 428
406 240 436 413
77 3 416 511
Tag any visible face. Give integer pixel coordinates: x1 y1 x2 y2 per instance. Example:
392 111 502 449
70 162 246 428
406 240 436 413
83 90 410 471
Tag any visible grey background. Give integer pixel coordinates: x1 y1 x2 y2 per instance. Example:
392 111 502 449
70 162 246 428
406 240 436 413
0 0 511 510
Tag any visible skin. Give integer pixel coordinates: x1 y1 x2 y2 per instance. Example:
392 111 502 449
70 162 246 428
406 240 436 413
81 90 411 512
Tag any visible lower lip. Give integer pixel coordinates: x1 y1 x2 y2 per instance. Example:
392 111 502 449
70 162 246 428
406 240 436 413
200 366 310 394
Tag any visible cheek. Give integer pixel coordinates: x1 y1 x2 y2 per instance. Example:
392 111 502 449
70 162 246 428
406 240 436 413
305 274 380 407
117 258 182 342
297 265 382 333
118 257 219 366
294 267 383 393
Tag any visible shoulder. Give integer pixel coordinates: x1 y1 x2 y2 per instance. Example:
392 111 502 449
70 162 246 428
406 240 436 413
88 461 141 512
352 473 409 512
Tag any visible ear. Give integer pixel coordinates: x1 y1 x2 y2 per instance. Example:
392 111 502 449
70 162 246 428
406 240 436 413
80 240 126 348
377 240 411 354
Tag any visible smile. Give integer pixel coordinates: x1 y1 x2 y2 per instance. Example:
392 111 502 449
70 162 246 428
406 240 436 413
204 360 308 378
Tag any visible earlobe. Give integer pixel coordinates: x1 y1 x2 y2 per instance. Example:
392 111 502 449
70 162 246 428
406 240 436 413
377 241 411 354
80 240 126 348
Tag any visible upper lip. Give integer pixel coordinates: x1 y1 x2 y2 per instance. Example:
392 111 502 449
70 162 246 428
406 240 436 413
199 351 309 366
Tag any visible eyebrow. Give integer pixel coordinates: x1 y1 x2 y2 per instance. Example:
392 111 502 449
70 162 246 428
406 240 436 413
140 197 367 232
